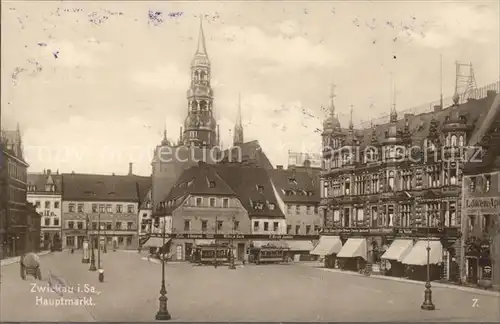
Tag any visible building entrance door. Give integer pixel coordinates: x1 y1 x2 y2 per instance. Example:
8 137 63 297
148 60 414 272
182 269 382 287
237 243 245 260
467 257 479 284
176 245 183 261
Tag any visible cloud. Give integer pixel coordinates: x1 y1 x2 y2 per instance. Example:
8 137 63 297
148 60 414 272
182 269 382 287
276 20 301 36
214 25 342 70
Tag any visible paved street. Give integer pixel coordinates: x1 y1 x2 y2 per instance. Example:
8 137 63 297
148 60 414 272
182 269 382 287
1 251 499 322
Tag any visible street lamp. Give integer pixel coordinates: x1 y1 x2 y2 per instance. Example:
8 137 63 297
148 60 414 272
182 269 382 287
155 215 171 321
89 232 97 271
421 223 435 310
229 216 236 270
214 216 218 269
82 214 90 263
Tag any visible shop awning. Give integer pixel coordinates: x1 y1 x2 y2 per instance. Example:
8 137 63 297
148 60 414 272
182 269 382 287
310 236 343 256
401 240 443 266
144 237 171 247
195 239 215 246
381 239 414 262
253 241 288 249
337 238 367 260
286 240 314 251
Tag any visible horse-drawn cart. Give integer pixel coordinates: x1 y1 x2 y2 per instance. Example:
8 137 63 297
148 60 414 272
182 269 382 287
20 253 42 280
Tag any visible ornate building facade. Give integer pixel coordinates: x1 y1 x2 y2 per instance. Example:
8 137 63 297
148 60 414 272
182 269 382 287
318 86 498 281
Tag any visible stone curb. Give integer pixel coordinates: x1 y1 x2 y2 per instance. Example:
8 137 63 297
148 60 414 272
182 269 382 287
0 250 51 267
319 267 500 297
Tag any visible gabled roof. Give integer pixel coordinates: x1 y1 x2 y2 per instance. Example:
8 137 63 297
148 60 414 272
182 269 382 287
62 173 150 202
140 188 152 209
27 172 62 194
352 95 495 149
212 164 284 218
269 167 320 204
219 140 274 170
160 162 285 218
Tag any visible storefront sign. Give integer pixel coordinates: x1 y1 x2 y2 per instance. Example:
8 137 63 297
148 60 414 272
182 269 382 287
394 227 459 237
320 228 394 236
465 197 500 210
150 233 319 240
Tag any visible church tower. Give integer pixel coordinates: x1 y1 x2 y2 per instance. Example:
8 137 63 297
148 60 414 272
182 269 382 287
183 17 217 148
233 93 244 145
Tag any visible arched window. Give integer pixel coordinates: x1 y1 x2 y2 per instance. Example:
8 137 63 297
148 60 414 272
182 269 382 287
445 135 450 147
451 135 457 146
388 171 395 191
459 135 464 146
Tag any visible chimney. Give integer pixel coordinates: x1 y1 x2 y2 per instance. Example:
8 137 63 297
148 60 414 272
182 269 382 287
71 171 75 174
433 105 441 112
128 162 133 175
112 173 115 176
47 169 51 176
276 165 283 170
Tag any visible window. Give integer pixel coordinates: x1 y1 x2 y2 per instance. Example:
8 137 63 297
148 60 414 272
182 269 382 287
196 197 202 206
387 205 394 227
91 204 97 213
116 222 122 230
306 225 311 234
286 225 292 234
201 220 208 231
68 203 75 212
314 206 318 214
126 236 132 246
127 205 134 213
450 163 457 185
306 206 312 215
54 201 60 209
223 198 229 208
66 236 75 247
210 198 216 207
295 205 300 214
45 201 50 209
484 175 491 192
269 203 275 210
35 201 41 208
68 221 74 229
127 222 133 230
272 222 278 231
92 222 97 230
118 237 124 244
217 221 223 231
286 205 292 214
184 220 191 231
469 177 476 192
54 218 59 226
447 202 457 227
257 185 264 193
99 204 105 213
44 218 50 226
208 180 216 188
425 203 440 227
344 179 350 195
77 222 83 229
233 221 240 231
116 204 123 213
106 222 112 230
295 225 300 234
77 204 84 213
482 215 492 233
401 204 411 227
388 171 395 191
314 225 320 233
253 221 259 231
263 222 270 231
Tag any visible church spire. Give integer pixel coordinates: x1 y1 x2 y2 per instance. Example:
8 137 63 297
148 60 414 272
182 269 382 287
349 104 354 130
390 74 398 123
161 124 170 146
233 93 244 145
196 16 208 56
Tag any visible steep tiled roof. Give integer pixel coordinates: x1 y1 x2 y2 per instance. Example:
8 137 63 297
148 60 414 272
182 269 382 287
27 171 62 193
62 173 149 202
352 95 495 149
213 164 285 218
219 140 274 170
269 167 320 204
140 188 152 209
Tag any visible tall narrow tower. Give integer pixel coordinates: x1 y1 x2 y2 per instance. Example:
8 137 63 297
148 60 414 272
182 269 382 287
183 17 217 148
233 93 244 145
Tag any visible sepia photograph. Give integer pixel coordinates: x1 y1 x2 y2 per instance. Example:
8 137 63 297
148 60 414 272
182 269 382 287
1 0 499 322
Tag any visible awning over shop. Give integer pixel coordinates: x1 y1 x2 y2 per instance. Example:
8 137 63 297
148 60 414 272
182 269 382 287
252 241 288 249
381 239 414 262
195 239 216 246
310 236 342 256
401 240 443 266
337 238 367 260
144 237 171 247
286 240 314 252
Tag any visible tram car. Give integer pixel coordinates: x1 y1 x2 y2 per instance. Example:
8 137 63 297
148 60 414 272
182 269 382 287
193 243 230 265
248 244 288 265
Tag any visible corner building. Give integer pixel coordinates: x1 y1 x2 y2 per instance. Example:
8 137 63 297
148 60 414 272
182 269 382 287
318 87 498 282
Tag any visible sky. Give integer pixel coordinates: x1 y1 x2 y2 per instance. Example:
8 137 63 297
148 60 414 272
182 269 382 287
1 0 499 176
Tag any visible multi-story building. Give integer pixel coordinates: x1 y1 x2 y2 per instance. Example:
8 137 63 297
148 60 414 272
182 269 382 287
26 202 41 253
61 166 150 250
138 188 153 239
269 163 320 254
462 93 500 288
0 126 30 258
153 162 286 261
318 84 498 280
27 169 62 250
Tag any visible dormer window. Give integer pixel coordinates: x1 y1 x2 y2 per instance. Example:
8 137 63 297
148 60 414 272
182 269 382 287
268 203 275 210
187 179 194 187
208 180 216 188
256 185 264 193
287 178 297 185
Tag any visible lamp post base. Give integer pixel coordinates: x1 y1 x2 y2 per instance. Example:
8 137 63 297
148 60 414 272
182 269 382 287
82 258 90 264
155 296 171 321
421 286 435 310
89 261 97 271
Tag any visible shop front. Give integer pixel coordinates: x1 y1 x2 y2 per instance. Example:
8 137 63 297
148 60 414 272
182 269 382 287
401 239 444 281
337 237 367 271
381 239 414 277
310 235 343 268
